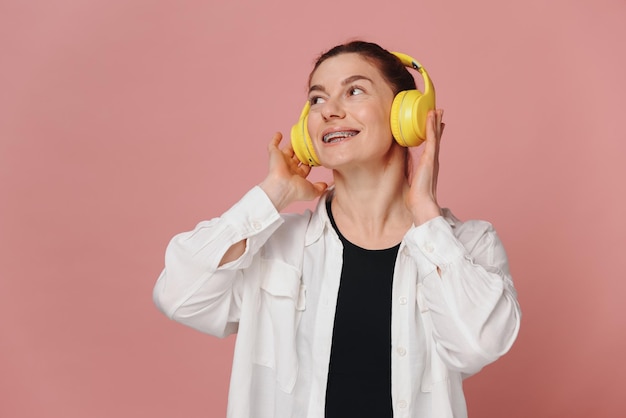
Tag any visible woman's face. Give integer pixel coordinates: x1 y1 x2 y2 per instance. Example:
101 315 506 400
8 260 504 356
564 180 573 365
306 53 397 169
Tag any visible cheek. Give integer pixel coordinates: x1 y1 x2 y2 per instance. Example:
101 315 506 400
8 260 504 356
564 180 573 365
365 99 392 124
305 114 323 154
373 106 393 136
305 112 320 137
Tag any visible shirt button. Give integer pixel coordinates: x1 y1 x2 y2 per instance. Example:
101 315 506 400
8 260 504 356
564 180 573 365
399 297 408 305
251 220 262 231
397 347 407 356
397 400 407 409
423 242 434 253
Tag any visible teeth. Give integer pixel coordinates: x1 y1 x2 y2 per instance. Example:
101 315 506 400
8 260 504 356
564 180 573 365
323 131 358 143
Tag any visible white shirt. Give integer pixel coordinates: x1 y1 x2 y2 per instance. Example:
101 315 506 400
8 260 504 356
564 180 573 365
153 186 521 418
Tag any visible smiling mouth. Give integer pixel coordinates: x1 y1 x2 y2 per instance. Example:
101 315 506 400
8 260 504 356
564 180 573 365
322 130 359 143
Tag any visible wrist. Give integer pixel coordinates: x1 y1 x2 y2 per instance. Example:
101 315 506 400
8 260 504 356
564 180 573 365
411 205 442 226
259 177 293 212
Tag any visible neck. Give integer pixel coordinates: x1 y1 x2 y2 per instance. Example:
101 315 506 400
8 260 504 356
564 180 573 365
329 156 413 249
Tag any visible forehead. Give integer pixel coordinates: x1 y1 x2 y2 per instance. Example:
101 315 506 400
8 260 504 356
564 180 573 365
309 53 384 87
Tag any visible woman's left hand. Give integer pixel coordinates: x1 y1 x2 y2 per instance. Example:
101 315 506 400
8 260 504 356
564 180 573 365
406 109 445 226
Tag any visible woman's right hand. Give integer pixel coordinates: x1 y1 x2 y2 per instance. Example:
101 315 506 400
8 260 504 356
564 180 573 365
259 132 328 211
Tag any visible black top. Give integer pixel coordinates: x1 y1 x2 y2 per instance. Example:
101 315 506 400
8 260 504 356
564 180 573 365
325 200 400 418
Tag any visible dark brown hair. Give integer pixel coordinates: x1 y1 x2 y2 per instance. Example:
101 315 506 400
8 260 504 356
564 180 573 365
309 40 416 94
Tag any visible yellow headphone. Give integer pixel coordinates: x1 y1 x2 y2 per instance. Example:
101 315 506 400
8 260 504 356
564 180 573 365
290 51 436 167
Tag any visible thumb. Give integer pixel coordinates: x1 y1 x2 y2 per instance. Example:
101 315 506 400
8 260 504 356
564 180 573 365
313 182 329 194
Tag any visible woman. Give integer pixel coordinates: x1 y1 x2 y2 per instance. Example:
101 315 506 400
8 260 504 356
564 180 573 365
153 40 521 418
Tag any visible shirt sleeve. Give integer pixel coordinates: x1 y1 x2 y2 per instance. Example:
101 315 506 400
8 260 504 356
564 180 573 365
405 213 521 375
152 186 284 337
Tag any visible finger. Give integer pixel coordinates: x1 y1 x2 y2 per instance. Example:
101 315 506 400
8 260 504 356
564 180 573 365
435 109 444 140
431 109 444 160
268 132 283 150
433 110 444 195
299 164 312 177
430 109 440 138
313 181 329 194
282 145 295 158
422 110 438 158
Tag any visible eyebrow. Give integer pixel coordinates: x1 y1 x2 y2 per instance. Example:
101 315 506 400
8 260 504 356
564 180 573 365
308 75 374 95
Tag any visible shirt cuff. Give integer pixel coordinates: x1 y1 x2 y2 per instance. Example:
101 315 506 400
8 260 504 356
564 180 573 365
405 216 468 267
221 185 282 239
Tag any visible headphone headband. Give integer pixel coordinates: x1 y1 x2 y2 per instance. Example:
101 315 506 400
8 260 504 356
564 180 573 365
391 51 423 70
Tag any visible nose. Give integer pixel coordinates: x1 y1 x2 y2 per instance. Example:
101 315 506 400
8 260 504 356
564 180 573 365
321 97 345 121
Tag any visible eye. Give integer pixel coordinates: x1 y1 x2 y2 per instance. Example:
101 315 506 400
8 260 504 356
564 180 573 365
348 86 365 96
309 95 325 105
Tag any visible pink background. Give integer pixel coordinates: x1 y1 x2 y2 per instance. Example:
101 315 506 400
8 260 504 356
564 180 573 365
1 0 625 417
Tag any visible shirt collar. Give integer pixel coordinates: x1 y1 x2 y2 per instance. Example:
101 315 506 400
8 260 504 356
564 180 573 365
304 188 334 246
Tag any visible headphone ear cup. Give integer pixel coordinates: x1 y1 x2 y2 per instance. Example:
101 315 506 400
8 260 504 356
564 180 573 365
389 52 436 147
291 102 320 166
390 90 429 147
390 91 410 147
